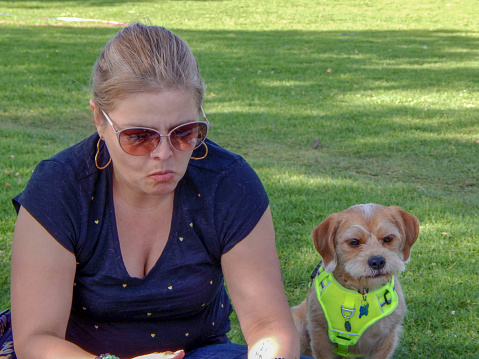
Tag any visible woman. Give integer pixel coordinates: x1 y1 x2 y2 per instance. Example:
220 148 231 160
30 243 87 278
9 23 306 359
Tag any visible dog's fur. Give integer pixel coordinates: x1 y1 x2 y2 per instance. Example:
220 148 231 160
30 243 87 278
292 204 419 359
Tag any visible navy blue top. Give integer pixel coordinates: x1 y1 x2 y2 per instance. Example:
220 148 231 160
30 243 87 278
13 134 269 358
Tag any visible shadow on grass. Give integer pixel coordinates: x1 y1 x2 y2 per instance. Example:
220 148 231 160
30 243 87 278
1 25 478 356
2 26 478 188
2 26 479 101
1 25 477 229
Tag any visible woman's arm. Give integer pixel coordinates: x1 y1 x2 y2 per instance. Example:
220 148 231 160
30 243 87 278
221 206 300 359
11 206 97 359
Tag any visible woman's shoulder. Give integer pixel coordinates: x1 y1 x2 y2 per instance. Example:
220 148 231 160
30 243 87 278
184 139 266 199
37 133 100 181
180 140 269 256
12 133 105 253
188 139 245 174
14 133 102 212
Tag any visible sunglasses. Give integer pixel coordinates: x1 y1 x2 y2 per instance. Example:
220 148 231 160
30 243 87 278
101 108 209 156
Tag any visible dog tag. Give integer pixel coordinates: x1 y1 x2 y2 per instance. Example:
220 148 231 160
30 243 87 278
344 320 352 332
359 303 369 318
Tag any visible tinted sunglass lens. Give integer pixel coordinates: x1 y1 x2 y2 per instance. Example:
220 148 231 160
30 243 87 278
170 123 207 151
119 129 161 155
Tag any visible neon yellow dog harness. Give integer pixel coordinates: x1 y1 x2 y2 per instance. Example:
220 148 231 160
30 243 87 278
314 265 398 357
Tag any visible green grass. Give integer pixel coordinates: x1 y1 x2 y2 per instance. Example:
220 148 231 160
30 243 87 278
1 0 478 357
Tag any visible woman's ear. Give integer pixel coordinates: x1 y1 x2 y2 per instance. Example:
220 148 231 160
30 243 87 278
90 99 104 137
89 98 96 113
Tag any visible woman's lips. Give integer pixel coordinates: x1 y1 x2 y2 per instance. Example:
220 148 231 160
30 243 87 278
149 170 175 182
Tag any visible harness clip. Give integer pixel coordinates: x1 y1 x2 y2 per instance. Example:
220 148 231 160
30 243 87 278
341 306 355 332
384 290 392 305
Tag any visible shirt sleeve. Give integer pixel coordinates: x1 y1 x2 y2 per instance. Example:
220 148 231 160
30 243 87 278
213 158 269 254
12 159 81 253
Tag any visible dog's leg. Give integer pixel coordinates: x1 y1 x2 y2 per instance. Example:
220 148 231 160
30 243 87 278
291 300 313 357
367 326 401 359
308 325 334 359
306 301 334 359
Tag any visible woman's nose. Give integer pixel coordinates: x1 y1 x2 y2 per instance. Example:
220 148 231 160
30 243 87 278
150 136 173 160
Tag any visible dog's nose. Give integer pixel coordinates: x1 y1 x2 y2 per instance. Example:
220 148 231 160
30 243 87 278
368 256 386 270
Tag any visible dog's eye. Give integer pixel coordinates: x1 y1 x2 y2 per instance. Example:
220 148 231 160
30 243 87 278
383 235 394 243
348 239 361 247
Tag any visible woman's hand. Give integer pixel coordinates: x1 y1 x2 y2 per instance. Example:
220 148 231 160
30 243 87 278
132 350 185 359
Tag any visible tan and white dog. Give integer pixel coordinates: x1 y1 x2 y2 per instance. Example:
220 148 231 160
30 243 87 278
292 204 419 359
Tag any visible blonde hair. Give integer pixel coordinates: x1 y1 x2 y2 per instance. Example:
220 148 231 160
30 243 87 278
91 23 204 115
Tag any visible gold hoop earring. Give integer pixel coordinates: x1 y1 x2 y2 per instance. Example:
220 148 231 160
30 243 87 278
95 137 112 170
191 142 208 160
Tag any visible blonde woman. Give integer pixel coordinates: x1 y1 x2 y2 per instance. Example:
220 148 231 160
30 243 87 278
10 23 309 359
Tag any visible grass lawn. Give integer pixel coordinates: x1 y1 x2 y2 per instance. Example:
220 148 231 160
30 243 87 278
1 1 478 358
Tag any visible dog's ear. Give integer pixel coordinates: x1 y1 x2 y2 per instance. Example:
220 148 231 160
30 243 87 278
312 214 340 272
389 206 419 262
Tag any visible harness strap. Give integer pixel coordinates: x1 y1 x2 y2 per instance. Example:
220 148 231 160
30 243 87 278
335 344 362 358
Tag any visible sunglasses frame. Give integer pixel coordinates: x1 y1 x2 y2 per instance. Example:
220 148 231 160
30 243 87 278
101 107 209 156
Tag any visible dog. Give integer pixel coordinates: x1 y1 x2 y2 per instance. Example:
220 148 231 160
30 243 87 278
291 204 419 359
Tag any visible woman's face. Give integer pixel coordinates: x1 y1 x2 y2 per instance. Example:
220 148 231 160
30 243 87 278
92 90 200 201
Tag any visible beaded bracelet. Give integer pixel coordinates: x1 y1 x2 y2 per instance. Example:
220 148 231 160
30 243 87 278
95 354 120 359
